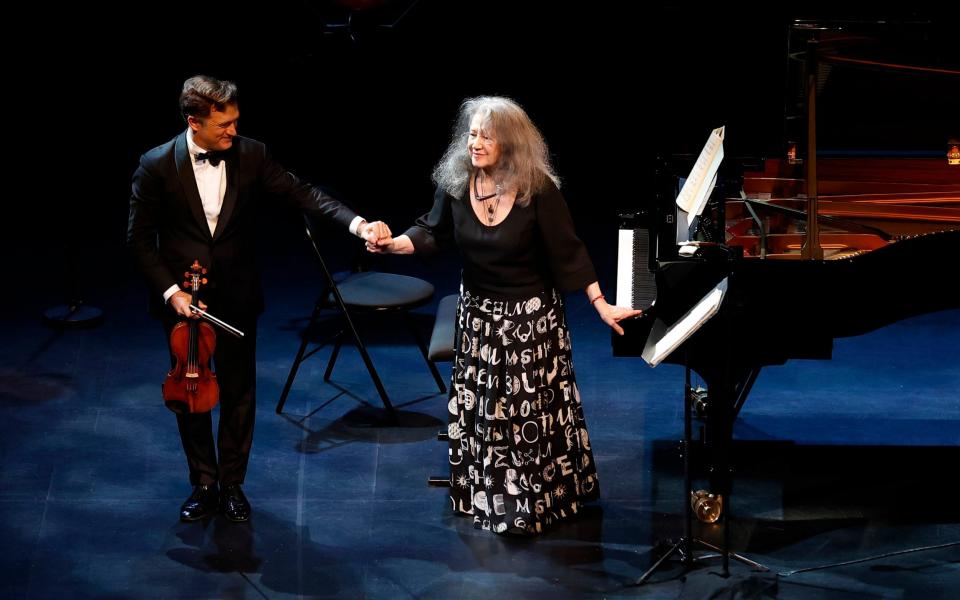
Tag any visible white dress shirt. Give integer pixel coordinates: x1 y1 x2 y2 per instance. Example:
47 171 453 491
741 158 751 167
187 129 227 237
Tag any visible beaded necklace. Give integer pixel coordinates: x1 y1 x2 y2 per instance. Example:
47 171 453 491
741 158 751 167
473 170 501 224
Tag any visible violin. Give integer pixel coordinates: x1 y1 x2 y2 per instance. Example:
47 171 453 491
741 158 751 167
162 260 219 414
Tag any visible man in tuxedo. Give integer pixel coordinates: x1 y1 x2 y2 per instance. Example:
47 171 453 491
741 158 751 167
127 75 389 522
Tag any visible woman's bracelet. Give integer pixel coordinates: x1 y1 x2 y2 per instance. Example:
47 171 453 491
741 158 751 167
590 294 605 306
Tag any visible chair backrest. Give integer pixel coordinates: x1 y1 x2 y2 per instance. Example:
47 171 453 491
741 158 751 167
302 212 354 311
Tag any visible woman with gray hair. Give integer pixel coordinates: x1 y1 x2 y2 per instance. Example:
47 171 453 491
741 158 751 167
370 96 640 535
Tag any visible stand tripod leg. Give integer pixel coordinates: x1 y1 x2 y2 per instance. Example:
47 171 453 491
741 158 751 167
636 539 687 585
723 478 730 575
694 538 769 572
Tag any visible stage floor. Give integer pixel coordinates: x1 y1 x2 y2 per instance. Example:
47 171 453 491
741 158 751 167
2 247 958 599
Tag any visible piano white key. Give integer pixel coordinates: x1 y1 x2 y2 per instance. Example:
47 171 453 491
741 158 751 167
617 227 658 309
617 229 635 307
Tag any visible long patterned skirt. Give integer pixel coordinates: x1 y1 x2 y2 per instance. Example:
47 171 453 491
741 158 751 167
447 286 600 534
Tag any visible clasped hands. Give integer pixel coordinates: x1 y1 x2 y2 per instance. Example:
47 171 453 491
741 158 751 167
359 220 395 253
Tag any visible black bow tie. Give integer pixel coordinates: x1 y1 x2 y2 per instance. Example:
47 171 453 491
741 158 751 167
195 151 225 166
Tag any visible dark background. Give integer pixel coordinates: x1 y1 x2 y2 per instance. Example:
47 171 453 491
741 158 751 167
6 1 955 312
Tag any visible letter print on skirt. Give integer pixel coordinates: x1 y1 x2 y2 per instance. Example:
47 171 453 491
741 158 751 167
446 286 599 534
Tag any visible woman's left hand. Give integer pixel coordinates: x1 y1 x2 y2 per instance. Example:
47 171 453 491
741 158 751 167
595 300 643 336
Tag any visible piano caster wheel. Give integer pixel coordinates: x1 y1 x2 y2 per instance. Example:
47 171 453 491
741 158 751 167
437 430 449 442
691 489 723 523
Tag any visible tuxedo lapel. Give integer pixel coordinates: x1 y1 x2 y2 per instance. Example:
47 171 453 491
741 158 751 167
174 133 213 240
212 151 239 241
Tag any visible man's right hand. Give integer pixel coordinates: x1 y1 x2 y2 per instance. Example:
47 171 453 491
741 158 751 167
169 291 206 319
366 236 392 253
360 220 392 244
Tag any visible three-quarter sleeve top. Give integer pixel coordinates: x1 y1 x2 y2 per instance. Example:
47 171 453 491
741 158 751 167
404 179 597 298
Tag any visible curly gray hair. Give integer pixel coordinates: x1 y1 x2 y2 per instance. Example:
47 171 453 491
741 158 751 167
432 96 559 207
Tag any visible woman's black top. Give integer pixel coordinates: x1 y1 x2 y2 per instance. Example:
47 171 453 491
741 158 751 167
403 179 597 298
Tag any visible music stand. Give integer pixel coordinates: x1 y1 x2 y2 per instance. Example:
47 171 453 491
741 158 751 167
636 363 767 584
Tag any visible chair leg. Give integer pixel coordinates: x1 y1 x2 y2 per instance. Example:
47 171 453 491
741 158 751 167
277 301 324 414
403 313 447 394
428 430 451 487
324 331 344 382
340 310 397 421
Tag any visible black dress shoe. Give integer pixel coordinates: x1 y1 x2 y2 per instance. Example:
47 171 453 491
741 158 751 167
220 484 251 522
180 483 219 522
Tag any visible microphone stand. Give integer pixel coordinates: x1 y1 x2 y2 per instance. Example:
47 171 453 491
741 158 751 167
43 300 103 329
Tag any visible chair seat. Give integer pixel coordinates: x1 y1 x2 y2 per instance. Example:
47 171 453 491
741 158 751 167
428 293 459 362
329 271 435 309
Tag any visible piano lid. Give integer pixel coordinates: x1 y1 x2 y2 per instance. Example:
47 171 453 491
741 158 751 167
729 19 960 261
785 19 959 157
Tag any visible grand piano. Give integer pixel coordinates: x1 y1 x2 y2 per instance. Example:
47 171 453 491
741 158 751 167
613 20 959 515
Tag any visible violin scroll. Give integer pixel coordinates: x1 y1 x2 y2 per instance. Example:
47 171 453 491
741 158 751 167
183 260 209 291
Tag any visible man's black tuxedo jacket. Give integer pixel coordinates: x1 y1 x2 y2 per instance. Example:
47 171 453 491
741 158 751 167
128 132 357 318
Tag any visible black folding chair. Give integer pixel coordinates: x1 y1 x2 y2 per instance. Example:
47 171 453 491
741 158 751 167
426 293 458 487
427 293 459 364
276 214 447 422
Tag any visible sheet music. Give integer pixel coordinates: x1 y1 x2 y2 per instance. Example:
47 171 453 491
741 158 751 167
641 277 728 366
675 126 725 217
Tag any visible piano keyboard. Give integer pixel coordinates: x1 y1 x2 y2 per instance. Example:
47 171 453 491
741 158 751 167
616 227 657 310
